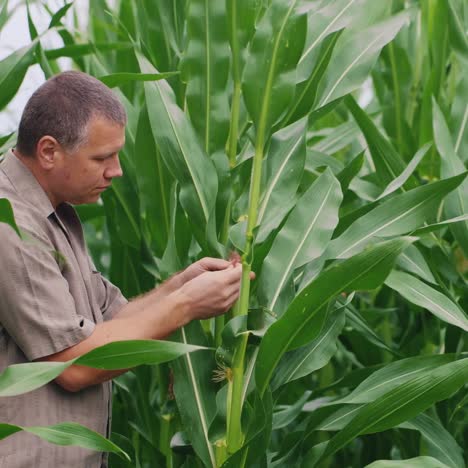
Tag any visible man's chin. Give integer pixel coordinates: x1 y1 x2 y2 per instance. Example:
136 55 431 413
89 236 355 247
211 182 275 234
68 194 101 205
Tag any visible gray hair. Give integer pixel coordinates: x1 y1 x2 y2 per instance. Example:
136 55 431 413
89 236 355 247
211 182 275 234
16 70 127 156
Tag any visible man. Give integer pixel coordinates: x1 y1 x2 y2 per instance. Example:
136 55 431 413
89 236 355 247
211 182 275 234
0 71 248 467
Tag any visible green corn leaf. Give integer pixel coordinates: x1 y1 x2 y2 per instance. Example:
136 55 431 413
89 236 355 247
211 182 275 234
314 13 409 111
134 105 172 256
337 151 365 192
320 357 468 461
98 71 179 88
328 173 467 259
365 457 451 468
47 2 73 28
258 168 342 315
345 95 407 186
0 198 20 236
297 0 362 82
308 120 359 155
0 422 129 460
451 70 468 160
396 244 436 284
271 308 345 390
44 42 133 60
344 303 396 355
376 143 431 200
0 45 36 111
385 270 468 331
402 414 465 468
256 237 414 395
181 0 230 155
448 0 468 65
242 0 307 132
0 340 206 397
172 322 218 468
332 354 454 406
137 54 219 254
432 98 468 256
256 118 307 243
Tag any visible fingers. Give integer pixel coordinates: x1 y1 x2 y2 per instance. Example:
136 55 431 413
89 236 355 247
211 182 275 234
200 257 231 271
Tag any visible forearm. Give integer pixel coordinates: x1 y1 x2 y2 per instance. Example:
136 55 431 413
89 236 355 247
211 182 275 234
113 272 186 319
44 290 190 392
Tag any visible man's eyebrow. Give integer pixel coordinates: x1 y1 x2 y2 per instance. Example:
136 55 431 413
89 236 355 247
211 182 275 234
95 145 125 158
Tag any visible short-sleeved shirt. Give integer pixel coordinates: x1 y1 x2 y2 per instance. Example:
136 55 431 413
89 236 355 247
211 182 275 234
0 150 127 467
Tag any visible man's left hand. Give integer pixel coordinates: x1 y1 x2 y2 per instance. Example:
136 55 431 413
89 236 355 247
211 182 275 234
181 257 232 284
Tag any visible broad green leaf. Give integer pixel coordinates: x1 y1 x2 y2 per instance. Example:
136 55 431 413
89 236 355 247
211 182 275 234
0 340 205 397
172 322 217 468
402 414 465 468
256 118 307 243
448 0 468 64
314 13 409 110
137 54 219 254
306 149 344 174
346 95 407 186
286 30 342 125
0 0 10 31
365 457 451 468
0 132 16 154
432 99 468 256
328 173 467 259
0 422 129 460
0 45 36 111
0 361 70 397
44 42 133 60
337 151 365 192
258 169 342 314
385 271 468 331
75 340 207 369
377 143 431 200
271 308 345 390
320 358 468 461
0 198 20 236
344 303 396 355
308 120 359 155
272 391 311 430
256 237 414 395
451 70 468 160
226 0 259 79
47 2 73 28
103 159 141 250
410 214 468 236
297 0 362 81
333 354 454 405
181 0 230 155
26 423 130 460
396 244 436 284
134 105 172 256
242 0 307 132
99 72 179 88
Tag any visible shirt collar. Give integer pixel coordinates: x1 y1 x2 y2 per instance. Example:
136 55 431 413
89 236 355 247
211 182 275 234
1 149 56 218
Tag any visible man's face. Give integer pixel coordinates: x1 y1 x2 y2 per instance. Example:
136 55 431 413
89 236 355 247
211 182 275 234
53 116 125 205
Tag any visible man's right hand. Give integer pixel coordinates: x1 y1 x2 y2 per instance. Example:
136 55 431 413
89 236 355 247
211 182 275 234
175 264 244 320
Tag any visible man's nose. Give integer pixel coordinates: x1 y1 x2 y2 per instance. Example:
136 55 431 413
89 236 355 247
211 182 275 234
105 154 123 179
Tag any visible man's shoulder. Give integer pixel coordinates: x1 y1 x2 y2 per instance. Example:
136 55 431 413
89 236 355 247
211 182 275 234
0 172 50 243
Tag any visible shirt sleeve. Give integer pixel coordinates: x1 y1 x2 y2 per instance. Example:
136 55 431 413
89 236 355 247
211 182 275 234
0 223 96 361
89 266 128 321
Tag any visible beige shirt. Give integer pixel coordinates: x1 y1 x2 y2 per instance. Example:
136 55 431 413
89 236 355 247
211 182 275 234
0 150 127 467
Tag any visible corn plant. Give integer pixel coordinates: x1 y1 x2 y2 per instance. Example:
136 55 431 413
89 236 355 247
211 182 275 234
0 0 467 467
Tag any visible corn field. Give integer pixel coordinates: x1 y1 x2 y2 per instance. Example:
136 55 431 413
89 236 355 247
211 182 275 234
0 0 467 467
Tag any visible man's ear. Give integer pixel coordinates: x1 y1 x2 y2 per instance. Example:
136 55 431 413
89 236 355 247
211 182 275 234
36 136 62 169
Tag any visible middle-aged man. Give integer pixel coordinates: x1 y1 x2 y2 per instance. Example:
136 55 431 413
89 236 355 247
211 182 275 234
0 71 251 467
